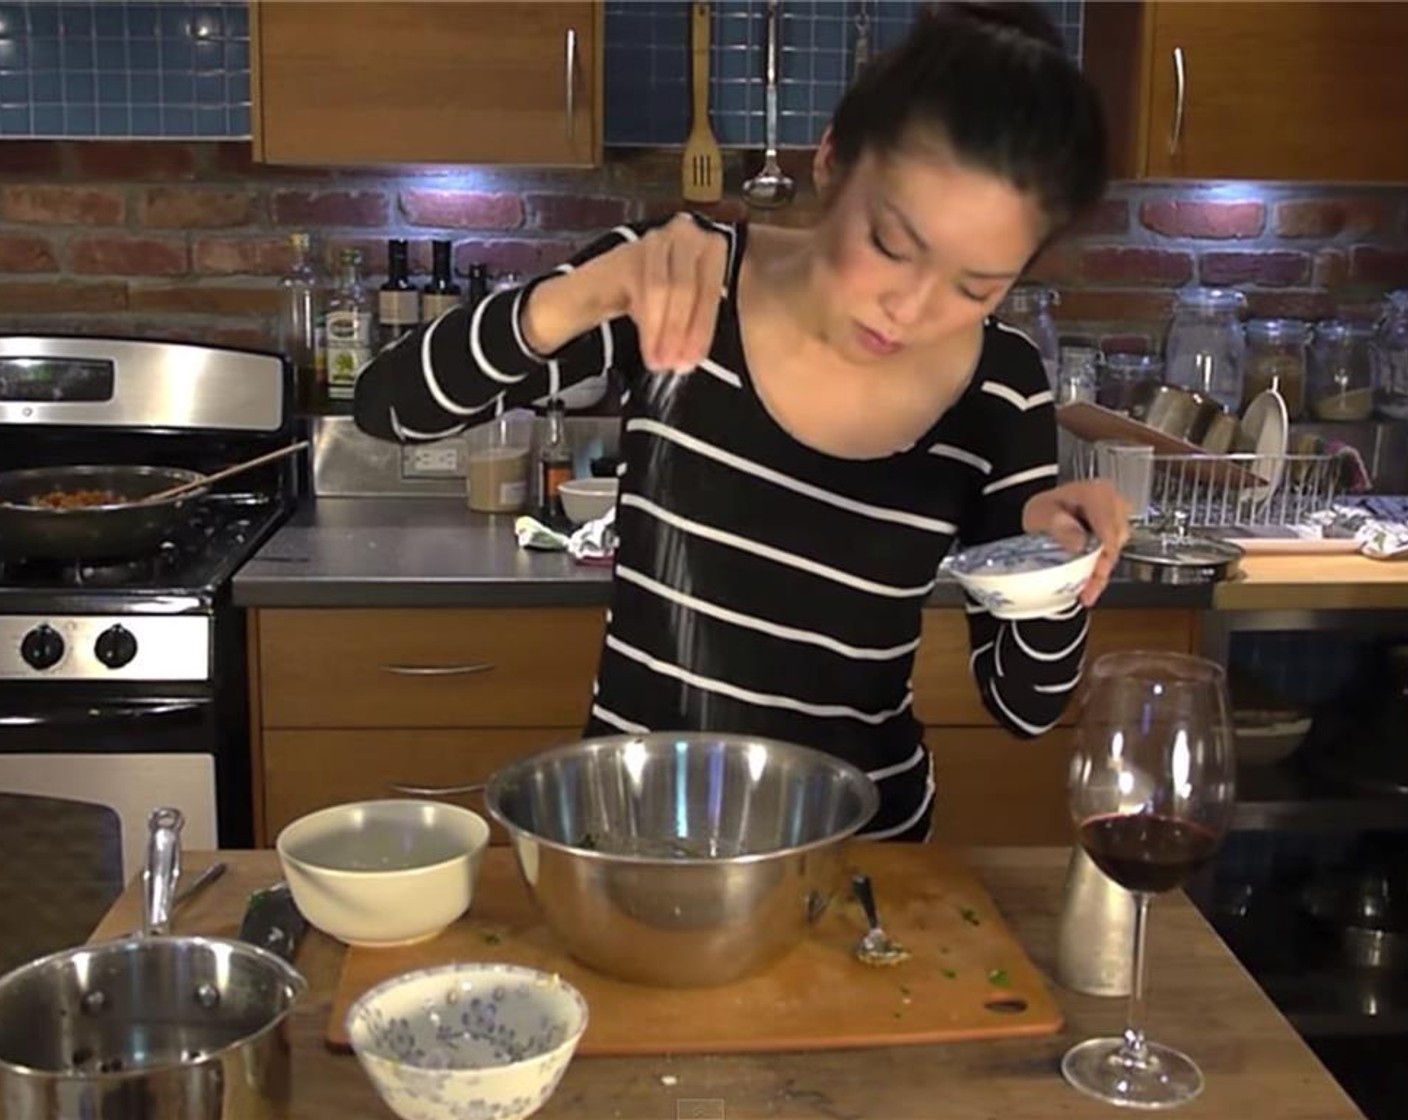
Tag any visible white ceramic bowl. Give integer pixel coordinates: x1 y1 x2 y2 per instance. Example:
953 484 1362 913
945 532 1101 620
276 799 490 948
347 962 588 1120
558 477 618 525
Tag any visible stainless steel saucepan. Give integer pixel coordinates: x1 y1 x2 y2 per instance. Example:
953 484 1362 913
0 808 307 1120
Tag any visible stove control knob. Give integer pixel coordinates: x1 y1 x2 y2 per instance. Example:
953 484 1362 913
20 624 65 670
95 625 138 670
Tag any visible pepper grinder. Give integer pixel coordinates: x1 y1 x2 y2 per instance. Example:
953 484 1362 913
1055 844 1137 997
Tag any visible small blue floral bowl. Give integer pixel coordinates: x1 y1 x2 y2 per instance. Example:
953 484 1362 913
346 962 589 1120
945 532 1101 620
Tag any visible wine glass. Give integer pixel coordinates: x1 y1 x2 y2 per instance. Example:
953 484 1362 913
1061 650 1236 1110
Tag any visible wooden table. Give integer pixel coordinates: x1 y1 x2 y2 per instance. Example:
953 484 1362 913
92 848 1366 1119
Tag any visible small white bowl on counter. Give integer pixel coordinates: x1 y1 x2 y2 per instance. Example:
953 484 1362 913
347 962 588 1120
945 532 1101 620
558 477 618 525
275 799 490 948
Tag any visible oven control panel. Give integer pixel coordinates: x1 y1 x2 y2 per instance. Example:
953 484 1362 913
0 616 210 681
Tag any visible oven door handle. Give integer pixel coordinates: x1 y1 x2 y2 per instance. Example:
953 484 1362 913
0 700 209 728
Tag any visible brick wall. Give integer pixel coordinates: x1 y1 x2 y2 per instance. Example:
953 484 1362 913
0 140 1405 356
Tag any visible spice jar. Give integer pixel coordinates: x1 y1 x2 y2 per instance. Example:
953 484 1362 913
1373 290 1408 420
1242 319 1309 420
1310 319 1376 422
997 285 1061 390
1164 288 1247 411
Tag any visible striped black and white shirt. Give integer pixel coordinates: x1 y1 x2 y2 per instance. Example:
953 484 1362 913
354 216 1088 841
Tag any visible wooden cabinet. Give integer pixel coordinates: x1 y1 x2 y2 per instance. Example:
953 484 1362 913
251 1 602 166
1084 1 1408 182
248 606 1197 847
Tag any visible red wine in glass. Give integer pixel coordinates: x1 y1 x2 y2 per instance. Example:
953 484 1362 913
1079 813 1221 895
1061 651 1235 1111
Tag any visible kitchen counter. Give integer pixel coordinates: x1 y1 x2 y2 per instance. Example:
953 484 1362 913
89 848 1364 1119
1217 553 1408 611
232 498 1211 609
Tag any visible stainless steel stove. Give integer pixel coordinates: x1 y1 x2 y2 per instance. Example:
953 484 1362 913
0 336 300 970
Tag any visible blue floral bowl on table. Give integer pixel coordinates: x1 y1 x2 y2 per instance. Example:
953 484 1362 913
346 962 589 1120
944 532 1102 620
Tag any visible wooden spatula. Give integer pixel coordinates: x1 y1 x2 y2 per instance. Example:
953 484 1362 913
682 1 723 203
141 440 310 504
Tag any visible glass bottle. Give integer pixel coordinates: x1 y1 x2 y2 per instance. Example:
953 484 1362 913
1373 290 1408 420
1242 319 1310 420
377 238 419 349
538 396 573 524
997 285 1061 390
325 248 374 402
1309 319 1376 421
276 232 324 411
1164 288 1247 411
467 263 491 313
1098 352 1163 413
421 240 462 322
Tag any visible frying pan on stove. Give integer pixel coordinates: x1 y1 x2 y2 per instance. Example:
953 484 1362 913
0 464 208 561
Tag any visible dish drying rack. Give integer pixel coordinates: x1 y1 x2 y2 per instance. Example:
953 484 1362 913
1082 448 1345 529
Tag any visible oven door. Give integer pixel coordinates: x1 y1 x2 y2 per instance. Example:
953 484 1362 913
0 693 219 973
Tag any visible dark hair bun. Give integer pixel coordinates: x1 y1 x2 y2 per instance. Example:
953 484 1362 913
928 1 1067 55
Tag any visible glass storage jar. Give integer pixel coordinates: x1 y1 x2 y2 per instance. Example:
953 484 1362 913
1098 352 1163 413
1310 319 1376 422
1373 290 1408 420
997 285 1061 390
1164 288 1247 411
1242 319 1310 420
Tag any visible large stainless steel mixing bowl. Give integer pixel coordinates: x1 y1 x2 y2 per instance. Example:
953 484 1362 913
484 733 879 987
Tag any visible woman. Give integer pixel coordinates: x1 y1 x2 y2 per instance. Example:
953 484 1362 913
354 1 1129 841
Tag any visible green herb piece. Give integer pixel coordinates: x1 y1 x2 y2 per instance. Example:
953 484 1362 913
959 906 981 926
987 968 1011 987
483 931 503 945
940 968 957 980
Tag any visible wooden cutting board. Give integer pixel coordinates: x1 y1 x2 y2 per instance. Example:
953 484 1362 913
325 844 1063 1056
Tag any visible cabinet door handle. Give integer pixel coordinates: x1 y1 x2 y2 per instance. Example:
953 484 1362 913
1170 46 1186 155
565 27 578 141
388 781 486 796
381 663 495 677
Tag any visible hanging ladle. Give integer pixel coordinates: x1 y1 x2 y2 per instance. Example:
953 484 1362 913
139 440 310 505
741 0 795 210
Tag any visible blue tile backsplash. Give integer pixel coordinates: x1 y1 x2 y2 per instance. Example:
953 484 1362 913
0 0 1080 145
0 0 250 138
604 0 1084 148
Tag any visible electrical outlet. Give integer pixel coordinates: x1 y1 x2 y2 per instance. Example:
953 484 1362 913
401 442 464 479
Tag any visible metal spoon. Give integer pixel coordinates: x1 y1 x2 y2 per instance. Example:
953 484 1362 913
852 872 911 966
174 861 227 908
741 0 795 210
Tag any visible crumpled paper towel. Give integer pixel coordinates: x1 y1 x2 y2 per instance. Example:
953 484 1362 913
1304 505 1408 560
515 507 617 565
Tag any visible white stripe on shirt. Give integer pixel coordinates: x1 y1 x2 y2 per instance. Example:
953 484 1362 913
982 462 1059 495
616 564 921 661
591 703 649 735
620 493 938 599
605 635 914 726
628 418 957 535
867 744 926 783
467 290 524 385
697 357 743 388
1009 616 1090 663
928 443 993 474
982 381 1055 411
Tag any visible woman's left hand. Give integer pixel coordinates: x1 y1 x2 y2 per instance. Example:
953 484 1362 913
1022 480 1132 607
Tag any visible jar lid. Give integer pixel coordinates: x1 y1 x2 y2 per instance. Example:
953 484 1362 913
1315 318 1376 341
1246 318 1311 344
1175 287 1247 313
1000 285 1059 312
1122 525 1245 569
